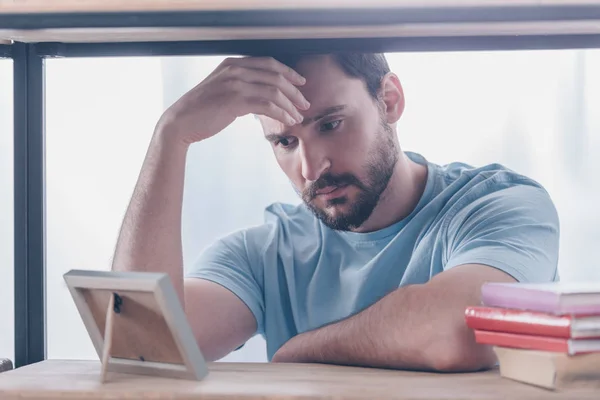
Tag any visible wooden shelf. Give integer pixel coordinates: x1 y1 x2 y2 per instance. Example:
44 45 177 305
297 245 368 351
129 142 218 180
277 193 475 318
1 359 599 399
1 0 594 14
1 0 600 44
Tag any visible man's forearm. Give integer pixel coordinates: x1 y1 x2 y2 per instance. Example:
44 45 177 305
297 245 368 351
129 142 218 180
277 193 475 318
111 128 189 305
273 265 512 371
273 284 446 370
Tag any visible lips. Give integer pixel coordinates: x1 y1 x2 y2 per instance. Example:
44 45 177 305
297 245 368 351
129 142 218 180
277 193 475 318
315 184 349 200
316 185 340 195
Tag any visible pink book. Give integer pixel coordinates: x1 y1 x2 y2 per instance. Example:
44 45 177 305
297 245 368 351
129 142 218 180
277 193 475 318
481 282 600 315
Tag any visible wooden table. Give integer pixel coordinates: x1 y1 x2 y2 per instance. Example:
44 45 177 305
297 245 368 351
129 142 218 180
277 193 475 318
0 360 599 399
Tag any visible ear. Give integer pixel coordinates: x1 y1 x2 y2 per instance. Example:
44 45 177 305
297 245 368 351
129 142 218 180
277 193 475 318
379 72 405 124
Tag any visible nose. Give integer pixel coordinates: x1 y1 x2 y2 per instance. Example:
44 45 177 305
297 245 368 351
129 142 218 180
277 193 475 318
299 141 331 182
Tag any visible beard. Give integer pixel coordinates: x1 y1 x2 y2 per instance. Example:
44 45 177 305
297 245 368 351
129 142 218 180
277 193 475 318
301 118 399 231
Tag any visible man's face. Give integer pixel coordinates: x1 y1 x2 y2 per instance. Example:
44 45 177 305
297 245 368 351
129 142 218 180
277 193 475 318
261 55 399 231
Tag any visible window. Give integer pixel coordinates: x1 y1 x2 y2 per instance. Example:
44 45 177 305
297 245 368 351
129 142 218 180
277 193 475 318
0 58 14 363
45 49 600 362
388 49 600 282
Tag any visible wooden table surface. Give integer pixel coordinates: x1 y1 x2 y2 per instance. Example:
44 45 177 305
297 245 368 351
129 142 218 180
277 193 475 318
0 359 599 399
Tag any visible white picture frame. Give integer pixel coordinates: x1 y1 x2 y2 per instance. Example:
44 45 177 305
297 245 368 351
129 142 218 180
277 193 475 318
63 269 209 381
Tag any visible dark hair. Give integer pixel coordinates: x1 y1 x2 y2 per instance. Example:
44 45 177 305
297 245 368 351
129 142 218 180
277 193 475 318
273 52 390 101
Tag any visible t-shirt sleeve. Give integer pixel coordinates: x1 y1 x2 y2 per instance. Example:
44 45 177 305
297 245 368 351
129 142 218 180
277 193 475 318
184 225 271 335
444 184 560 283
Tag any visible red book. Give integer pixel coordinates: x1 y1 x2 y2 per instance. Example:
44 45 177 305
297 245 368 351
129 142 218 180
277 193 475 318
473 330 600 355
465 306 600 339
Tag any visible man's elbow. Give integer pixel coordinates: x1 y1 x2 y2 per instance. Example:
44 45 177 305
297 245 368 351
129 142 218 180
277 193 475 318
423 332 497 372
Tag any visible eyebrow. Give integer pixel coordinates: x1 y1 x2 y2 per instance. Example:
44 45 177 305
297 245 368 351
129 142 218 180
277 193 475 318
264 104 347 142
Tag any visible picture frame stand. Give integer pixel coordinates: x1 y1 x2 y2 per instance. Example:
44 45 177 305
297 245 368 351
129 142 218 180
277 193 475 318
63 269 209 382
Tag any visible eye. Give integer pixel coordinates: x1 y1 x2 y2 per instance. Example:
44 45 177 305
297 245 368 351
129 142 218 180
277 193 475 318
321 120 342 132
275 136 297 149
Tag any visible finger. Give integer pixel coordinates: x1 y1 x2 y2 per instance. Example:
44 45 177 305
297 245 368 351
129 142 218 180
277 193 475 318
227 67 310 111
230 82 297 126
245 97 298 127
228 80 304 124
249 82 304 124
222 56 306 86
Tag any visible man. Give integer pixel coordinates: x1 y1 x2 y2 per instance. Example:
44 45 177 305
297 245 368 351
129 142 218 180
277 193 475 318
111 53 559 372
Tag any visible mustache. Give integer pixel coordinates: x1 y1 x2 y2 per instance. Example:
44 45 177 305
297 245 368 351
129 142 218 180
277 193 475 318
303 173 364 201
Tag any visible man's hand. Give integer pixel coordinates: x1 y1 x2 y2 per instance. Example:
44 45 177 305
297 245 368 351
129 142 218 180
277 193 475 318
156 56 311 145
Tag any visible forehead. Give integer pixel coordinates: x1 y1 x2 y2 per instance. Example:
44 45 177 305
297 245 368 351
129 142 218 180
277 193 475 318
295 55 359 95
260 55 373 135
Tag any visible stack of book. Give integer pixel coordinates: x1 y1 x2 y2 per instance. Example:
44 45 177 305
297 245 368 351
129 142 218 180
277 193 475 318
465 281 600 390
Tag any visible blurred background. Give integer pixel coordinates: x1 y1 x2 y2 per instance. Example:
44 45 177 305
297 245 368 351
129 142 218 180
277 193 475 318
1 48 599 363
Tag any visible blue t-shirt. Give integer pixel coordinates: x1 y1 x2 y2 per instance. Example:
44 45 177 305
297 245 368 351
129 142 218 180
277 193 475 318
186 152 560 360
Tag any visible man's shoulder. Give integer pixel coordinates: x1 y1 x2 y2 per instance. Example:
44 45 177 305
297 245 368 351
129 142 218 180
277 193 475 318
438 159 541 189
431 158 549 205
421 157 556 228
431 159 557 228
210 202 321 265
205 203 320 263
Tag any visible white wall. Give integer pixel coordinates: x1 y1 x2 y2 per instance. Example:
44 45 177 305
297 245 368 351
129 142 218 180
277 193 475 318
0 48 598 363
0 59 14 362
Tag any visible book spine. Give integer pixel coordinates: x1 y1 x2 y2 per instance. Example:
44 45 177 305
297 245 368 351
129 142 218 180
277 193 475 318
474 330 570 353
481 284 600 315
481 285 561 314
465 307 572 338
